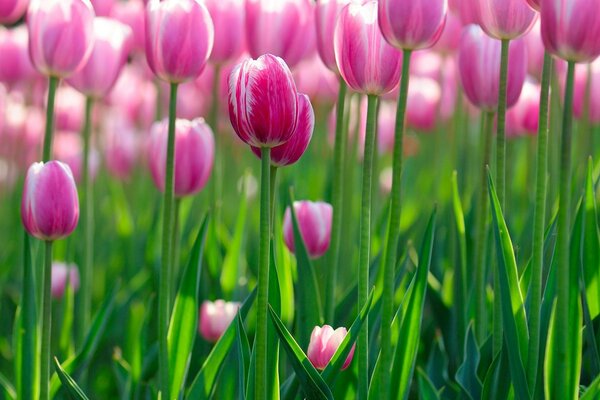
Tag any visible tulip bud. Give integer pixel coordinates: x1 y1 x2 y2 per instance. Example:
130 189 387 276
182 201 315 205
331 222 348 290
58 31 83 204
378 0 448 51
251 93 314 167
145 0 214 83
505 77 540 137
476 0 537 40
406 76 442 132
0 26 37 88
449 0 478 25
0 0 29 24
315 0 352 73
54 133 100 184
228 54 299 148
21 161 80 241
199 300 240 342
111 0 145 53
54 86 86 133
293 56 339 105
334 1 402 95
27 0 96 78
283 201 332 259
203 0 245 64
433 10 462 55
103 114 139 180
91 0 114 16
51 262 80 298
148 118 215 198
307 325 355 370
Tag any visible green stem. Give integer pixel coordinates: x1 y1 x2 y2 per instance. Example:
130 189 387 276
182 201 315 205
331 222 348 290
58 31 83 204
325 78 347 322
159 82 179 400
209 64 222 272
256 147 271 400
42 77 59 162
40 241 53 400
357 94 378 399
526 52 553 392
270 165 278 233
171 198 181 289
380 49 411 398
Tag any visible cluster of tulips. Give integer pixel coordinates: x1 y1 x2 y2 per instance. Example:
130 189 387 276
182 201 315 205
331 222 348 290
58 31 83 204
2 0 600 398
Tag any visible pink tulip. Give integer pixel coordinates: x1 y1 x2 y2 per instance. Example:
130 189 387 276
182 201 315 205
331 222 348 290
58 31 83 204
283 200 332 259
315 0 352 72
148 118 215 197
334 1 402 95
540 0 600 63
526 0 540 11
199 300 240 342
458 25 527 111
307 325 355 370
293 56 339 105
53 133 100 184
145 0 214 83
571 64 589 120
67 18 132 98
505 77 541 136
358 99 396 155
433 10 462 55
21 160 79 241
0 0 29 24
27 0 96 78
228 54 299 148
51 262 80 298
449 0 478 25
245 0 315 68
251 93 314 167
54 86 85 133
524 20 547 80
476 0 537 40
0 26 37 88
90 0 114 16
103 116 139 181
203 0 245 64
590 61 600 124
378 0 448 51
111 0 145 52
406 76 441 132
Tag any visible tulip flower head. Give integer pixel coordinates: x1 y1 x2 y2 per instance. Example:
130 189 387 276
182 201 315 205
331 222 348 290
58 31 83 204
283 200 333 259
315 0 352 72
199 300 240 342
111 0 146 52
476 0 537 40
307 325 355 370
526 0 541 11
21 161 80 241
0 26 37 87
203 0 245 64
51 262 80 298
0 0 29 25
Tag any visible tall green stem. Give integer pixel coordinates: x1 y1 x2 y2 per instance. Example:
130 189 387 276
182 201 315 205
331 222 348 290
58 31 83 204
357 94 378 399
325 78 347 322
270 165 278 233
380 49 411 398
256 147 271 400
171 199 181 289
40 241 53 400
42 77 59 162
527 53 553 392
159 82 179 400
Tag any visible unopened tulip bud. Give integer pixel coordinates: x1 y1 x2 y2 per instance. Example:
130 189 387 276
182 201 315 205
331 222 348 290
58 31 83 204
477 0 537 40
0 0 29 25
315 0 352 73
111 0 145 53
406 76 442 132
0 26 37 88
307 325 355 370
283 201 332 259
54 133 100 184
203 0 245 64
51 262 80 298
199 300 240 342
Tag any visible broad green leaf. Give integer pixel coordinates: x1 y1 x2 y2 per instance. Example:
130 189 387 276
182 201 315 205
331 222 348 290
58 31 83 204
582 158 600 319
53 358 90 400
235 313 251 399
417 368 440 400
487 172 530 400
221 181 247 297
168 216 209 397
268 306 334 400
481 349 510 400
390 208 437 400
455 324 482 400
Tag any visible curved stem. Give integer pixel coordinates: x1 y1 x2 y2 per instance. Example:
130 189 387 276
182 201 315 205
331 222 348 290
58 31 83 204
325 78 348 322
357 94 378 399
381 49 411 399
256 147 271 400
159 82 179 400
40 241 53 400
42 77 59 162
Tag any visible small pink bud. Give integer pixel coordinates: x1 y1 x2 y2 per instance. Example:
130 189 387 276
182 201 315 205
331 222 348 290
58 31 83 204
283 201 333 259
0 0 29 24
199 300 240 342
307 325 355 370
21 161 80 241
315 0 352 73
51 262 80 299
476 0 537 40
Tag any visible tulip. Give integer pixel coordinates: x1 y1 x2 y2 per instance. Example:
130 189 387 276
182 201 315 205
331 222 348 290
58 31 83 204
406 76 442 132
506 77 541 137
90 0 114 16
251 93 314 167
433 10 462 55
315 0 352 72
378 0 448 51
103 114 139 180
228 54 299 148
307 325 355 370
54 86 85 133
245 0 314 68
476 0 537 40
111 0 145 52
67 18 132 99
148 118 214 198
590 61 600 124
540 0 600 63
0 26 37 87
526 0 540 11
334 1 402 95
458 25 527 112
203 0 245 64
51 262 80 298
53 133 100 184
21 160 79 241
293 56 339 105
524 20 547 80
283 201 333 259
449 0 478 25
199 300 240 342
145 0 214 83
27 0 96 79
0 0 28 24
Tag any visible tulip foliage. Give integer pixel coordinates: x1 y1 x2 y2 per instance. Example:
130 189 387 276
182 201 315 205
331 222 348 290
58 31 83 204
4 0 600 399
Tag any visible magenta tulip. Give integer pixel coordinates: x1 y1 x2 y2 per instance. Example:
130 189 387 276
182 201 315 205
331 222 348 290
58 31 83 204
111 0 146 52
21 160 79 241
0 26 37 87
148 118 215 197
283 200 332 259
90 0 114 16
505 77 540 136
228 54 299 148
526 0 540 11
433 10 462 54
251 93 314 167
449 0 478 25
458 25 527 112
199 300 240 342
54 86 85 133
54 133 100 184
406 76 442 132
145 0 214 83
67 18 132 98
315 0 352 72
476 0 537 40
293 56 339 105
378 0 448 51
0 0 29 24
103 115 139 180
334 1 402 95
540 0 600 63
203 0 245 64
51 262 80 298
524 20 546 80
27 0 96 78
307 325 355 370
245 0 314 68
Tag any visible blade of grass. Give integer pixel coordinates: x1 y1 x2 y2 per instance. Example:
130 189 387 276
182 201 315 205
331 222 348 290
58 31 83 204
53 358 90 400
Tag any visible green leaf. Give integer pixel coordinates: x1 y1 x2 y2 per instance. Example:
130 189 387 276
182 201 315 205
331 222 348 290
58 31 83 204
455 324 482 400
268 306 333 400
487 171 530 400
582 158 600 320
0 370 16 400
481 350 510 400
168 216 209 397
581 371 600 400
221 181 248 297
451 171 468 333
417 368 440 400
235 313 251 399
53 358 90 400
390 208 437 400
19 232 38 400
